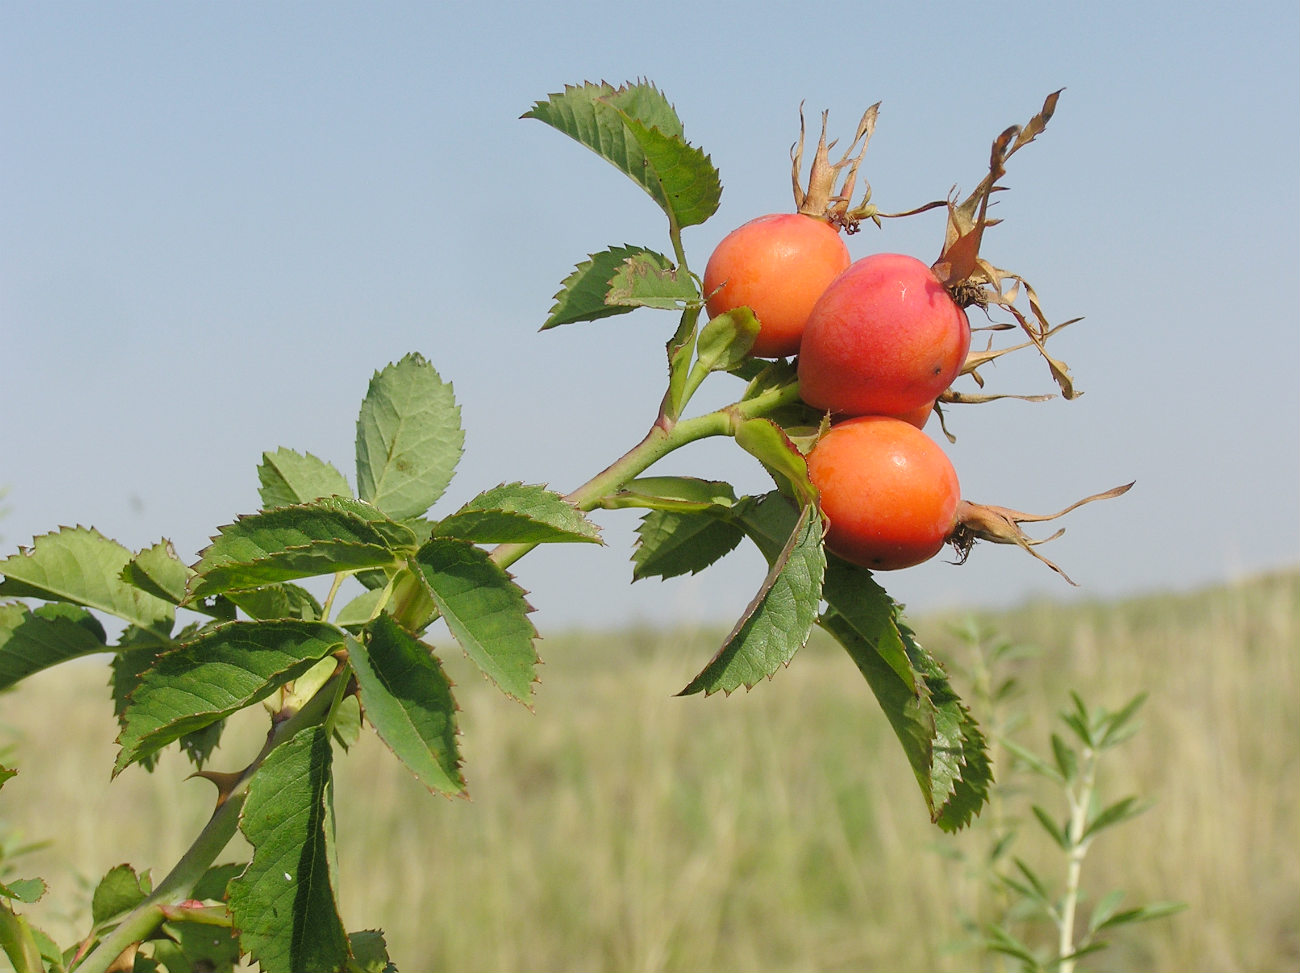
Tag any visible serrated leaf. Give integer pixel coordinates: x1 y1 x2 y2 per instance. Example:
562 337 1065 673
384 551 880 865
631 509 744 581
356 353 464 520
347 930 397 973
115 620 345 773
432 483 601 546
349 618 463 795
540 246 664 330
0 602 108 691
229 727 348 973
605 252 700 310
123 540 192 606
524 81 721 231
821 558 991 831
0 878 45 905
0 527 174 633
259 448 353 510
189 498 414 599
414 540 537 701
678 502 823 695
225 583 323 622
91 864 148 925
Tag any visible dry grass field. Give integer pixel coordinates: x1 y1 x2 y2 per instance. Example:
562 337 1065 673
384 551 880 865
2 570 1296 971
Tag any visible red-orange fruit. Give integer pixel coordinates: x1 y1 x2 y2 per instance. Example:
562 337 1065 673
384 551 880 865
806 415 961 570
798 253 970 417
703 213 850 358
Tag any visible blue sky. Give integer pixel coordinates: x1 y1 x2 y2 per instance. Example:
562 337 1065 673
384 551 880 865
3 2 1297 631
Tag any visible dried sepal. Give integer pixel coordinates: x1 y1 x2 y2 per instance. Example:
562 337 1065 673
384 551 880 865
790 103 881 230
949 481 1135 585
927 90 1079 400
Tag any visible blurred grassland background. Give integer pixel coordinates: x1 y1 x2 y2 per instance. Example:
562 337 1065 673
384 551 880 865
1 570 1296 972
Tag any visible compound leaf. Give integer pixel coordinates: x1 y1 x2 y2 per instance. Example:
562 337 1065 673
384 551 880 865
432 482 601 546
414 539 537 702
229 727 348 973
258 448 353 510
0 527 174 634
356 353 464 520
678 501 824 695
350 617 463 795
115 620 346 774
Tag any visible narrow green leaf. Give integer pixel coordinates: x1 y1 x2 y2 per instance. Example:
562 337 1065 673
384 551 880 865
678 502 824 695
606 476 738 512
1081 795 1149 842
631 509 745 582
1001 737 1065 783
540 246 662 330
1031 804 1070 850
1050 732 1078 783
984 924 1041 967
605 252 700 310
356 353 464 520
414 540 537 701
0 527 174 633
350 618 464 795
1098 692 1147 748
229 727 348 973
1012 857 1053 905
0 602 108 691
1087 888 1127 934
432 483 601 546
115 620 345 773
91 864 148 925
1093 900 1187 932
259 448 353 510
189 498 413 599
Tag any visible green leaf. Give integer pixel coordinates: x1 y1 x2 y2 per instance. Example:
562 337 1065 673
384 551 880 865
1050 732 1078 783
0 527 174 633
229 727 348 973
0 879 45 905
1031 804 1069 850
0 903 45 973
631 509 744 581
123 540 192 606
1098 692 1147 748
347 930 397 973
259 448 353 510
605 252 700 310
604 476 738 512
733 417 818 507
115 620 346 773
192 863 248 903
226 583 323 622
356 353 464 520
821 558 991 832
1081 795 1149 842
432 483 602 546
155 919 240 973
1092 899 1187 932
0 602 108 691
349 618 464 795
189 498 414 599
692 309 760 374
524 81 721 231
541 246 663 330
414 539 537 702
91 864 149 925
678 501 824 695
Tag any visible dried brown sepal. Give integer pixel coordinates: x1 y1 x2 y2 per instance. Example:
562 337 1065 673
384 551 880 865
926 90 1079 400
949 481 1135 585
790 103 880 231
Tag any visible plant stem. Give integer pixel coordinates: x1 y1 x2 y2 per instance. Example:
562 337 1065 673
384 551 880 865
492 378 804 572
1058 745 1097 973
69 677 344 973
